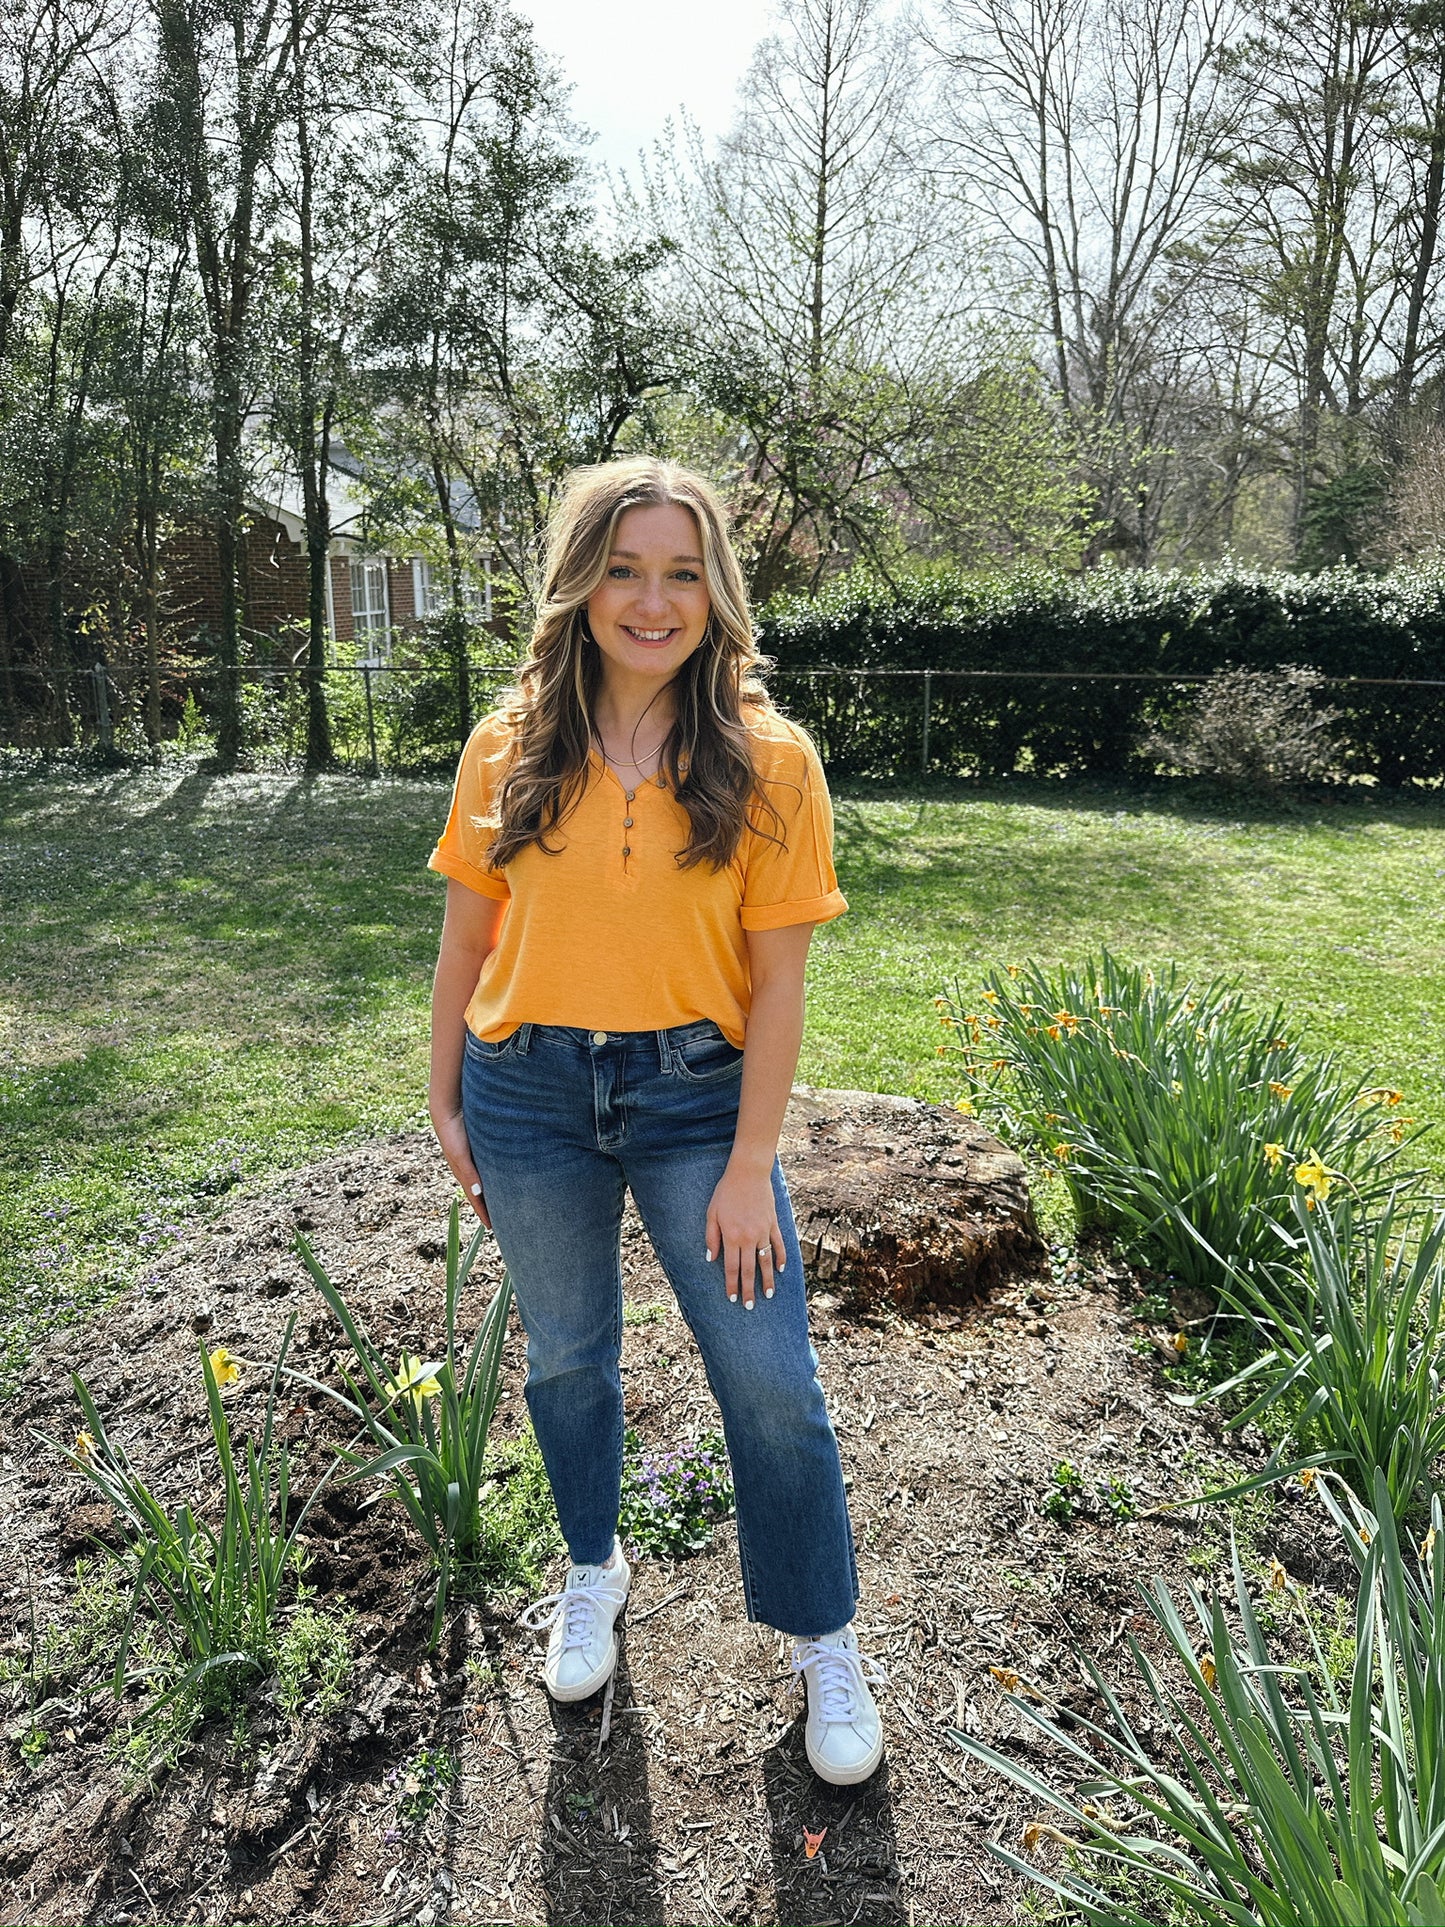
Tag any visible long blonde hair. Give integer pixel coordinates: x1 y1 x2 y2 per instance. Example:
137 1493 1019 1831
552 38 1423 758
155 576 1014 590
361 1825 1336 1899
489 457 779 870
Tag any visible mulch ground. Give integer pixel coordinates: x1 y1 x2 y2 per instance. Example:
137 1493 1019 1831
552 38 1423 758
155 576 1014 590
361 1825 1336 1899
0 1129 1348 1926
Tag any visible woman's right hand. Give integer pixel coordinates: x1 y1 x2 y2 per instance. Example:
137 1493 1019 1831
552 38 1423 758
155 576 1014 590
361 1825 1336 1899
430 1103 490 1226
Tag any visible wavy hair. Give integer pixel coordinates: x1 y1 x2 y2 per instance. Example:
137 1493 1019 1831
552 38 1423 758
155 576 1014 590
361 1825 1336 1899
489 457 780 871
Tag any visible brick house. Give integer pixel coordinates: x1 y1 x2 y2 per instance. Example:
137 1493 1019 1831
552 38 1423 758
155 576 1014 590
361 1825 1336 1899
165 450 493 662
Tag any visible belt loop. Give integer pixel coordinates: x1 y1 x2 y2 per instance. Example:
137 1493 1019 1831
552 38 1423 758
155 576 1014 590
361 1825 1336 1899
516 1022 534 1055
656 1027 673 1073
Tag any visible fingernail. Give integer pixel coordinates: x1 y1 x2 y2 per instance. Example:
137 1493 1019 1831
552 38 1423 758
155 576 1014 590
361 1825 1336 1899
777 1260 785 1272
470 1183 482 1196
744 1298 755 1311
764 1287 774 1298
728 1292 738 1302
705 1248 714 1261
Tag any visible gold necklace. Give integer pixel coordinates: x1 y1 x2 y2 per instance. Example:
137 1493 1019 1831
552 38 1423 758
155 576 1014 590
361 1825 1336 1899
593 731 668 769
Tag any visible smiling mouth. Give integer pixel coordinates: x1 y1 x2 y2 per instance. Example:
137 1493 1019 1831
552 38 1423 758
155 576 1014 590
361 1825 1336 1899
622 625 679 647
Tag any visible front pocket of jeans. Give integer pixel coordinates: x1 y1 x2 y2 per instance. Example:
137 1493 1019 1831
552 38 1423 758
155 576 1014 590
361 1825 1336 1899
464 1030 514 1061
673 1035 744 1081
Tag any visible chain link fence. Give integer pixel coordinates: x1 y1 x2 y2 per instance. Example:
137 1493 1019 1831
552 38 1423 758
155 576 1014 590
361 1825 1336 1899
3 658 1444 780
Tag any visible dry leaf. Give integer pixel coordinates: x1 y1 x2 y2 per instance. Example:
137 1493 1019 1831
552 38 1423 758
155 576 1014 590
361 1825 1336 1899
803 1827 827 1860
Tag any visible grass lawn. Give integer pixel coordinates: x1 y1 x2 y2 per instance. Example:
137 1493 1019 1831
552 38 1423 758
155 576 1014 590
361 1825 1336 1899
3 763 1444 1388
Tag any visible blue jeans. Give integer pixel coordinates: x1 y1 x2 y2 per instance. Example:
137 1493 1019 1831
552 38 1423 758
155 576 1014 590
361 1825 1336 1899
460 1019 860 1637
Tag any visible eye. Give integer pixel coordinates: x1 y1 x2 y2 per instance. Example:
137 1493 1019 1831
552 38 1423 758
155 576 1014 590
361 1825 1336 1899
607 565 635 579
673 569 700 583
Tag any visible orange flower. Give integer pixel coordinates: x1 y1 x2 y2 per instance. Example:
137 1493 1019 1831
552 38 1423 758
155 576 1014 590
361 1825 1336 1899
1269 1081 1293 1099
803 1827 827 1860
1299 1468 1317 1491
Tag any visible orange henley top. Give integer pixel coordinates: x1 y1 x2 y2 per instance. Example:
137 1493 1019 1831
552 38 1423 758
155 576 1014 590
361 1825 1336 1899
428 708 847 1046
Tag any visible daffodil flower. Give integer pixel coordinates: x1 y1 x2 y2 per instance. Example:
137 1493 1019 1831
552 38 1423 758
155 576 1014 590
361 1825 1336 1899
1266 1555 1287 1591
954 1097 976 1116
1293 1153 1334 1204
980 989 999 1005
1053 1142 1072 1163
1298 1467 1317 1491
1263 1142 1285 1169
1171 1331 1189 1355
73 1428 97 1464
208 1346 241 1387
1199 1653 1216 1689
1422 1525 1437 1564
390 1353 442 1413
1268 1080 1293 1099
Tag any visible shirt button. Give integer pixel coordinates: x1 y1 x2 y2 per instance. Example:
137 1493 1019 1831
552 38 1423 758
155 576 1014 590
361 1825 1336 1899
622 846 632 857
591 1030 607 1046
624 789 635 802
623 816 634 827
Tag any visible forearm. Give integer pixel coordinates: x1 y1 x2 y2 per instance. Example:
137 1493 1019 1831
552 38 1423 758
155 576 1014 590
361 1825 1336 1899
428 937 489 1123
729 972 805 1176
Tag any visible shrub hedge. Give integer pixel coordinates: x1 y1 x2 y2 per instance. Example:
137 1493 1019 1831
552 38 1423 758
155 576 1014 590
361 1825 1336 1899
758 563 1445 782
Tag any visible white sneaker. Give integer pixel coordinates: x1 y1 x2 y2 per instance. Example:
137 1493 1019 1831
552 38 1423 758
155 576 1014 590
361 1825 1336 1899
519 1540 631 1702
791 1626 886 1785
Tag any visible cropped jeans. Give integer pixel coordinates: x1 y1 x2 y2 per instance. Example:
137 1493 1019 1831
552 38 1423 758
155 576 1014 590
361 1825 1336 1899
460 1019 860 1638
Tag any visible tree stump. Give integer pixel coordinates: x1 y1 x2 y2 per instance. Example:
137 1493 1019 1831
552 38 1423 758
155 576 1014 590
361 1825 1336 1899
780 1085 1043 1314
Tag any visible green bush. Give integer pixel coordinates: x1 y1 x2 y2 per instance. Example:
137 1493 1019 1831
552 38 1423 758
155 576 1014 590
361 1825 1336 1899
950 1471 1445 1927
942 952 1415 1297
759 562 1445 782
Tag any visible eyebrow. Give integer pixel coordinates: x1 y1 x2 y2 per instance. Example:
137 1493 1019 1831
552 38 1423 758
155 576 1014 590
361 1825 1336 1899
609 549 705 565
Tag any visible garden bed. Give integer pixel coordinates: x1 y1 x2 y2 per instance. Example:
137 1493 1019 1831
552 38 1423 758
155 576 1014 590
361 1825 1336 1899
0 1135 1345 1926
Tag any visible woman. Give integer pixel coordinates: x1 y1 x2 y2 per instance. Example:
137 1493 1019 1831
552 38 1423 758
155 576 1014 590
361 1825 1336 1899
426 456 884 1786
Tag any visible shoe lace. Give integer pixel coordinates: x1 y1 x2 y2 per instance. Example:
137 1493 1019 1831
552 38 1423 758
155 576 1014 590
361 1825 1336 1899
519 1574 624 1651
791 1639 887 1723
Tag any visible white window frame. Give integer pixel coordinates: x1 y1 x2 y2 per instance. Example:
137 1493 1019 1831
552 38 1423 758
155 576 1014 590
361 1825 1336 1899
349 555 390 662
411 555 493 625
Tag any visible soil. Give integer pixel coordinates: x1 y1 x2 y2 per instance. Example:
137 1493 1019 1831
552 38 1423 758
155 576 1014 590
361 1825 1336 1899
0 1100 1347 1927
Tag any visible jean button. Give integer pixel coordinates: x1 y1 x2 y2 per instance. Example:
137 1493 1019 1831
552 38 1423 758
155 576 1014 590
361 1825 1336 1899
591 1029 608 1046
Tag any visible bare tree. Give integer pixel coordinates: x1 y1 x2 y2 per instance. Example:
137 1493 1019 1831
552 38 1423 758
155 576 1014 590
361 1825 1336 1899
926 0 1246 563
657 0 975 595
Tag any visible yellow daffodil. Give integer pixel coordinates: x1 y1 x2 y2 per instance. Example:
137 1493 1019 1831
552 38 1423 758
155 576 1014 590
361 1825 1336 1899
1360 1528 1372 1546
1006 964 1020 978
933 996 948 1009
987 1014 1001 1028
954 1097 976 1116
1022 1822 1043 1851
1267 1037 1288 1052
1185 998 1197 1013
1052 1010 1080 1031
1200 1653 1216 1689
992 1058 1009 1071
1269 1080 1293 1099
1359 1086 1405 1106
1264 1142 1285 1169
1390 1117 1415 1144
981 989 999 1005
390 1352 441 1413
1053 1143 1072 1163
938 1013 955 1028
1294 1153 1333 1204
1267 1555 1287 1592
989 1665 1020 1692
1299 1468 1317 1491
1171 1331 1189 1355
1171 1079 1183 1096
208 1346 241 1387
73 1428 97 1465
1422 1525 1437 1564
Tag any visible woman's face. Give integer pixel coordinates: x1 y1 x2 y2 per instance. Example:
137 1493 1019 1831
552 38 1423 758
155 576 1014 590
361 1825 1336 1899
585 502 712 686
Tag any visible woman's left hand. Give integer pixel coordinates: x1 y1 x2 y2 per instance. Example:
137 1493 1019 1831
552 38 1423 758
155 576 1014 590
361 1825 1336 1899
706 1160 785 1309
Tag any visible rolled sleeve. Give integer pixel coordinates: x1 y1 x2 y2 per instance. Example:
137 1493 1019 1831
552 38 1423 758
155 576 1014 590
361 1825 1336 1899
428 716 513 901
741 721 847 931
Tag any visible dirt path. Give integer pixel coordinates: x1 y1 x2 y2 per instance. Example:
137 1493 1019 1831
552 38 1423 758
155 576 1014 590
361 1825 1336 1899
0 1134 1333 1926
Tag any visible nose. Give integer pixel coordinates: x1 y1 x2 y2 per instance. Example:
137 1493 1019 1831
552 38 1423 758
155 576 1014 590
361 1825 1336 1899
631 575 672 618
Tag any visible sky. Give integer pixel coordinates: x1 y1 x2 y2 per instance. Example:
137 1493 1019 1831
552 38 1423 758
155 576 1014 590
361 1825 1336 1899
517 0 779 179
